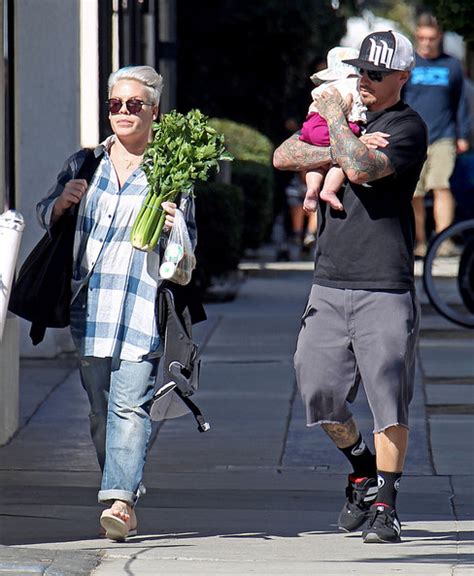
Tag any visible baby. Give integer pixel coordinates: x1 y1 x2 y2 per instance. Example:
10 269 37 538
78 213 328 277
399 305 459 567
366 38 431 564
300 46 367 212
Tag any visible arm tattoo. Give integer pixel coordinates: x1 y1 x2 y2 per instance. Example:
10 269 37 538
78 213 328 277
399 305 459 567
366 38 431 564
322 418 360 449
326 112 394 182
273 133 331 172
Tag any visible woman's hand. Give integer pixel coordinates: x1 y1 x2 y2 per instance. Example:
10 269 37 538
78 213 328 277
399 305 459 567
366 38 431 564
162 201 177 232
52 179 88 221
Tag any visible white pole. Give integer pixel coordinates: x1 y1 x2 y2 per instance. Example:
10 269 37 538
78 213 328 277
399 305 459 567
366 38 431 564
80 0 99 148
0 209 25 341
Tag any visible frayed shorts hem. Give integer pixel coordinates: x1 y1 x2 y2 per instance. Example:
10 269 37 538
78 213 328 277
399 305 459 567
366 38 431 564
305 416 354 428
373 422 409 434
306 419 410 434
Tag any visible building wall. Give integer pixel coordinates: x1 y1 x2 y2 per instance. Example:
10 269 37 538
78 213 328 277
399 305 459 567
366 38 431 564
1 0 174 441
15 0 81 357
0 0 87 443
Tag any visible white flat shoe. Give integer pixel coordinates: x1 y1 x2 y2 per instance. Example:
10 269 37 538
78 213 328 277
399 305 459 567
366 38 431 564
100 503 138 541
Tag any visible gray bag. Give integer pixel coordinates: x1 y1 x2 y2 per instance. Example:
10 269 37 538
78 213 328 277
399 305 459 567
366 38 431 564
150 287 210 432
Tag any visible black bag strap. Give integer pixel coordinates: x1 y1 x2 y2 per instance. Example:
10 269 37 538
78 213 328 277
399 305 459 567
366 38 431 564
174 386 210 433
46 148 102 228
63 148 103 219
76 147 103 182
21 148 103 344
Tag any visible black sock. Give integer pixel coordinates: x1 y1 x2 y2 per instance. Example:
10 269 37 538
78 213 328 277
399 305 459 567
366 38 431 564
339 434 376 479
376 470 402 509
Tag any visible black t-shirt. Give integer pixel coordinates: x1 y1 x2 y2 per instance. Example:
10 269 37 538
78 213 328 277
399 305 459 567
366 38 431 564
313 100 428 291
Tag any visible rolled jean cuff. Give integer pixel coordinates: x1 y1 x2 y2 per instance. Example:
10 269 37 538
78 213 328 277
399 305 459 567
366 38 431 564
98 489 136 507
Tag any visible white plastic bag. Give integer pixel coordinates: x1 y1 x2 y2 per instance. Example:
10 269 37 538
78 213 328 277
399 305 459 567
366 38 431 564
159 208 196 285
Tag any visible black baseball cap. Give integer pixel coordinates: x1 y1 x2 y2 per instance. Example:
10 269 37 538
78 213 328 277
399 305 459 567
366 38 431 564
343 30 415 72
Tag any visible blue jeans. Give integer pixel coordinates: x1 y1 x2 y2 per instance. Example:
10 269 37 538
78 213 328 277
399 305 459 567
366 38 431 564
77 355 157 506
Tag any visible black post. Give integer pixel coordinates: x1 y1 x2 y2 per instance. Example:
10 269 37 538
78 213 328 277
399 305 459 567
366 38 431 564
119 0 146 66
155 0 177 112
118 0 129 65
98 0 114 141
4 0 15 210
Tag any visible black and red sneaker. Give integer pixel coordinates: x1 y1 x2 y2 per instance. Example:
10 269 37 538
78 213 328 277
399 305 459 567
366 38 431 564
362 503 402 543
338 475 378 532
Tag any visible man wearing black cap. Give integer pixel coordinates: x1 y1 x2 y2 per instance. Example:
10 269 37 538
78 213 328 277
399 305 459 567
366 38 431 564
273 30 427 544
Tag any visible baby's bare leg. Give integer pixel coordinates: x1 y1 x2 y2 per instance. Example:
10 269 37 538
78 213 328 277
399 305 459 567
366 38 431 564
320 166 344 211
303 169 326 212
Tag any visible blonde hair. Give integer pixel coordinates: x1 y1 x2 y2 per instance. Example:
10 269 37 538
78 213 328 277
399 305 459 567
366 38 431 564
108 65 164 105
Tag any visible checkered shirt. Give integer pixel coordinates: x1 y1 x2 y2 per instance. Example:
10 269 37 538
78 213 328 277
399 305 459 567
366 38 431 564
36 137 197 362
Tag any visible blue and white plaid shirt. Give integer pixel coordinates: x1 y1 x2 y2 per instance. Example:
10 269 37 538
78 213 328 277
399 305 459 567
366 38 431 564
37 137 196 363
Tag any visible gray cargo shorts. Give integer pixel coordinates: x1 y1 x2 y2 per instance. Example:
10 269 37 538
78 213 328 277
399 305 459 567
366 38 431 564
294 284 420 433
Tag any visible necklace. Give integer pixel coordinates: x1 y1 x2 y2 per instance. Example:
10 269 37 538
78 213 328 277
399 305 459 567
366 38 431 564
121 154 143 170
112 146 144 170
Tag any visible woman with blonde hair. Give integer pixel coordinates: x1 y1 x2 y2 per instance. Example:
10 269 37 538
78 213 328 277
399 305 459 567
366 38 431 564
37 65 196 540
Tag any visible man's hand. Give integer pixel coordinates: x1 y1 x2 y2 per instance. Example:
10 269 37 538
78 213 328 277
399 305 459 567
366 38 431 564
359 132 390 150
313 88 347 123
457 138 470 154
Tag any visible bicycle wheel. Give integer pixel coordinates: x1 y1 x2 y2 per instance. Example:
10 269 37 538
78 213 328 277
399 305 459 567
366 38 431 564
422 219 474 329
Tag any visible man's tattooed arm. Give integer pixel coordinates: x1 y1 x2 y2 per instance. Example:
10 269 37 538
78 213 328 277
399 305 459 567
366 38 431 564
273 132 331 172
314 89 395 183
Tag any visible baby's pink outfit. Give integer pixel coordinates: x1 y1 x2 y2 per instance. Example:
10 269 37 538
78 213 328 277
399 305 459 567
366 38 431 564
300 77 366 146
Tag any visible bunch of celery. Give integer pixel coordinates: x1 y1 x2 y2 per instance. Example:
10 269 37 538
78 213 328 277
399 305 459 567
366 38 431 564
131 109 232 252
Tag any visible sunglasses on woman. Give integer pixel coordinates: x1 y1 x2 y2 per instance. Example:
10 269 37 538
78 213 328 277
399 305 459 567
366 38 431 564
358 68 394 83
107 97 154 115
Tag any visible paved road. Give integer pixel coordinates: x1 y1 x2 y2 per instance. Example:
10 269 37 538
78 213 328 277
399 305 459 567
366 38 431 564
0 254 473 575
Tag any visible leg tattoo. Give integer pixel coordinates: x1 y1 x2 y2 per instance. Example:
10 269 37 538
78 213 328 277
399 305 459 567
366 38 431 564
322 418 360 449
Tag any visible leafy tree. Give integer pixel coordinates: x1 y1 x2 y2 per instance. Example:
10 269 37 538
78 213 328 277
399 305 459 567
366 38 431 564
343 0 474 42
340 1 473 75
423 1 474 77
176 0 346 144
424 1 474 42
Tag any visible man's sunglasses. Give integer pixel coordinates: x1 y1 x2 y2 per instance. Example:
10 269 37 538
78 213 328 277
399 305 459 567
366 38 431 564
107 97 154 115
358 68 394 83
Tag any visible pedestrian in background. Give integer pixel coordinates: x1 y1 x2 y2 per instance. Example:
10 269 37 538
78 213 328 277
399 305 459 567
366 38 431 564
36 65 196 541
273 118 318 261
403 13 470 257
274 30 427 543
285 172 318 253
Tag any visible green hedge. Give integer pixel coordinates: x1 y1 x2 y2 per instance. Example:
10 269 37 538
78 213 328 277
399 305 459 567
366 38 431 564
232 160 274 250
209 118 274 165
209 118 274 250
194 181 244 288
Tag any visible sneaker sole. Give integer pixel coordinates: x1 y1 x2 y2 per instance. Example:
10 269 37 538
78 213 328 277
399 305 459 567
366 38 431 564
338 519 368 533
363 532 401 544
338 512 371 532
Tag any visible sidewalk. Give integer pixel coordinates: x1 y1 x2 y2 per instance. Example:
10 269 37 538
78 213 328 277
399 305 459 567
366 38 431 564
0 249 473 575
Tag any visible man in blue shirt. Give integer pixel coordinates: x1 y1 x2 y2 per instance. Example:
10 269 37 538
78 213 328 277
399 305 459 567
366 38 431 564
403 13 470 257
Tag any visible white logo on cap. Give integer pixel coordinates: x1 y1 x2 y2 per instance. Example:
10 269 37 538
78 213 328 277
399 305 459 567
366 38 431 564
368 38 394 68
